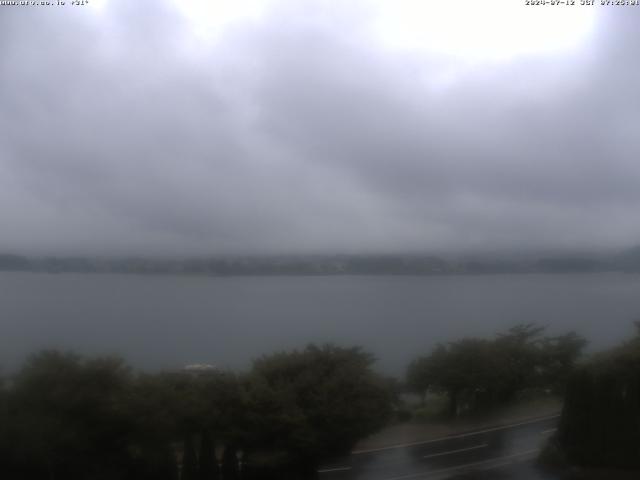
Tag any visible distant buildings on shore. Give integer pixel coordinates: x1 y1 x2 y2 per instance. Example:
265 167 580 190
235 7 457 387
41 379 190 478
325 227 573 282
183 363 219 375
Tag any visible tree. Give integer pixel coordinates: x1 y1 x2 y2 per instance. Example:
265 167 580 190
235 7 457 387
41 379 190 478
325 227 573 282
556 325 640 469
127 368 245 479
0 372 10 472
406 356 432 406
493 323 546 401
8 351 134 479
181 434 198 480
2 345 395 478
198 430 215 480
406 324 586 418
246 344 393 469
538 332 587 393
126 372 187 479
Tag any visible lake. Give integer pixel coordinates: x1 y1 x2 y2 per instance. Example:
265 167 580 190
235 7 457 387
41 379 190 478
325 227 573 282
2 272 640 375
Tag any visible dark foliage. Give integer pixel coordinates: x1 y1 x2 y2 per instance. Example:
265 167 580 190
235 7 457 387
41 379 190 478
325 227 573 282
245 345 393 467
557 325 640 469
406 324 586 417
0 344 393 479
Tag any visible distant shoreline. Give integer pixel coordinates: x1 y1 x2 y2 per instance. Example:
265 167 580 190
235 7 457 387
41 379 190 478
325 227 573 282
1 252 640 276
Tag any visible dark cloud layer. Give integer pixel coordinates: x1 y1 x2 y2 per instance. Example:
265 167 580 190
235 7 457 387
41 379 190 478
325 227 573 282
1 1 639 255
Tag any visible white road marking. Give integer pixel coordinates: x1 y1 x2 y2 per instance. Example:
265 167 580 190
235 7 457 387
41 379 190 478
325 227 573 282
382 449 539 480
422 443 488 459
351 414 560 455
317 466 352 473
541 428 557 435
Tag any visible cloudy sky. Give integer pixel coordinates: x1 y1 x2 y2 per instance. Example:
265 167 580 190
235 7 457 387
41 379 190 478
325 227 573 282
1 0 639 256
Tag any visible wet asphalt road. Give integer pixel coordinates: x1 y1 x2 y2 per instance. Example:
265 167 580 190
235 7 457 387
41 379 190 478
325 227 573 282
318 415 560 480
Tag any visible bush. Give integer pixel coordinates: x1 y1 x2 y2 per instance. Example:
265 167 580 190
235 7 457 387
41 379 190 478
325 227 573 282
555 325 640 469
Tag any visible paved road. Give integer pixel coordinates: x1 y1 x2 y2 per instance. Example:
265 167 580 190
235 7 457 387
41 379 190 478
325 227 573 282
318 415 560 480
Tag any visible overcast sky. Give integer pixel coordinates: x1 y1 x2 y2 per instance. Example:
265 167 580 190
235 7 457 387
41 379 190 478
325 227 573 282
1 0 639 256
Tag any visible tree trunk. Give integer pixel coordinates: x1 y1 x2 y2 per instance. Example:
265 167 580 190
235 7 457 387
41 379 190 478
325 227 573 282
448 389 459 418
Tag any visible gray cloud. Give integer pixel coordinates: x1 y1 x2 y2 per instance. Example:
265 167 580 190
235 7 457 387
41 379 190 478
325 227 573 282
1 1 640 255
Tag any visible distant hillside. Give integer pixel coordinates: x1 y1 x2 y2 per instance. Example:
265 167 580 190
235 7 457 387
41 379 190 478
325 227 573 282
611 245 640 272
1 248 639 276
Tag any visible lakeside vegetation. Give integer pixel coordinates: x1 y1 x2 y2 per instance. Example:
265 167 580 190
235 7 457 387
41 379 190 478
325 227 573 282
0 345 393 480
542 323 640 471
2 323 639 478
406 324 585 419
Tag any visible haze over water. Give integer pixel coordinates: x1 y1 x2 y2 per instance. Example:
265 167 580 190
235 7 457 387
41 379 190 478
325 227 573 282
3 271 639 375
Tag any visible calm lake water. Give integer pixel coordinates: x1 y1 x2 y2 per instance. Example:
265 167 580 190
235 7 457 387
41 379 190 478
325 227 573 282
2 272 640 375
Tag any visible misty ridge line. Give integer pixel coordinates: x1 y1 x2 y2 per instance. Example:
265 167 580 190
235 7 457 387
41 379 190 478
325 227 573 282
2 247 640 275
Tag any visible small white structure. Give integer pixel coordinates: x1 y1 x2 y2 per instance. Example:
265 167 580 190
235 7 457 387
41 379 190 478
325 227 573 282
183 363 218 375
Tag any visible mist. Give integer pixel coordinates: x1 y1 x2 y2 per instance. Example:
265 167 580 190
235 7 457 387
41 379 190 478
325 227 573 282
2 1 640 257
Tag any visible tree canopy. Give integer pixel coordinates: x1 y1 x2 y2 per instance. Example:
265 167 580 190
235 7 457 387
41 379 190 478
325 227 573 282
406 324 586 417
556 324 640 469
246 345 393 466
0 344 394 479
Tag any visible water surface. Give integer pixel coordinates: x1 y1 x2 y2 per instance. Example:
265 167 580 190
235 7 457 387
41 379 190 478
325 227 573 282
2 272 639 375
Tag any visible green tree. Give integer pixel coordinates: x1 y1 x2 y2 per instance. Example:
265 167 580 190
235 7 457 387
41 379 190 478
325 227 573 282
8 351 134 479
246 344 393 469
0 372 10 472
406 356 432 406
492 323 546 401
126 372 187 479
2 345 396 478
557 325 640 468
538 331 587 393
407 324 586 418
181 434 198 480
198 430 215 480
